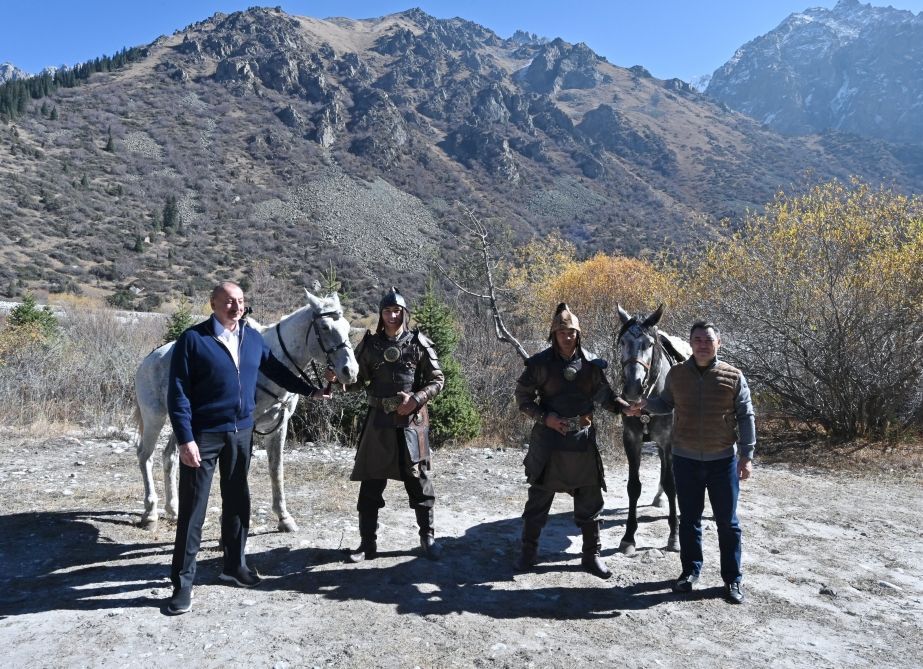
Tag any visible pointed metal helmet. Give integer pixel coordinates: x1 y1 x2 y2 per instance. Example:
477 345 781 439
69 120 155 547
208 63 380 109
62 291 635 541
378 286 408 313
549 302 581 337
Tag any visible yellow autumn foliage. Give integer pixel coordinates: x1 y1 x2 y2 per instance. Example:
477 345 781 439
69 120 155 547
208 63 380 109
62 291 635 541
689 178 923 439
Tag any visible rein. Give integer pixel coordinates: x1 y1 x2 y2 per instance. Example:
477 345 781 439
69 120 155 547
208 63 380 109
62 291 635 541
254 307 349 435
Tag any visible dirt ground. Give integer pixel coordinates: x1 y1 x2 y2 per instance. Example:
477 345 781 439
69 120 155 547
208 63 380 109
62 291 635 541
1 428 921 669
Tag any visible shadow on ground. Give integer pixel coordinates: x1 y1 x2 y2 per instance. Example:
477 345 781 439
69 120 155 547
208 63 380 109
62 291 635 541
0 510 178 617
257 511 678 620
0 508 681 620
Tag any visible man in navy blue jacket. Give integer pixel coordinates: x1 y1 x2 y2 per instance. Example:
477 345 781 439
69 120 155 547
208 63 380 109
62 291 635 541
166 281 331 615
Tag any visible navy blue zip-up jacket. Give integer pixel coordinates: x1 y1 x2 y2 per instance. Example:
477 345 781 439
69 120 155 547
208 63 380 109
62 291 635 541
168 316 318 444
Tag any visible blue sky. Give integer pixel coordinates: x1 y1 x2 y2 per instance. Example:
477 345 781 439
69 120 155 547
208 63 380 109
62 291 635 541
3 1 923 82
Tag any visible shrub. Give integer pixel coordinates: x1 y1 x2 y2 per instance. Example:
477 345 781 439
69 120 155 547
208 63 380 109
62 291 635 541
689 179 923 440
542 253 682 357
7 294 58 336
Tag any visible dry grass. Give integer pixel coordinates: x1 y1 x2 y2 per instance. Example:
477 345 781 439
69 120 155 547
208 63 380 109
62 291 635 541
757 417 923 482
0 307 162 432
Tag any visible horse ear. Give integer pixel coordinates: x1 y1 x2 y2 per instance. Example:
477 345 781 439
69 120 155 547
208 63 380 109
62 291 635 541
303 287 320 306
617 304 631 325
642 303 665 328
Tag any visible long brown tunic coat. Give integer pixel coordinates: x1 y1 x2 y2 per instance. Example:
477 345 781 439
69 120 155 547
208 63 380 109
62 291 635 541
349 329 444 481
515 346 620 492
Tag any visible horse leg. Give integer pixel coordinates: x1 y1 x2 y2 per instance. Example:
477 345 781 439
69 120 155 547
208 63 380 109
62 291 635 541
137 412 165 529
267 417 298 532
162 434 179 522
661 447 679 552
652 482 665 508
619 434 643 556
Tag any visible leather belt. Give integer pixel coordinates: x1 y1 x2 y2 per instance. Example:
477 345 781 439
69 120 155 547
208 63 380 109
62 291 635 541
560 413 593 433
367 394 404 413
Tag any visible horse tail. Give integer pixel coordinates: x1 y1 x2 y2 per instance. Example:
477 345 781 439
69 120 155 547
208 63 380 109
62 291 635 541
131 400 144 448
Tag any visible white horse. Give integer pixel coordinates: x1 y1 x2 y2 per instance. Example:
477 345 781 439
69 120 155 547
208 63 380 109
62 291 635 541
133 291 358 532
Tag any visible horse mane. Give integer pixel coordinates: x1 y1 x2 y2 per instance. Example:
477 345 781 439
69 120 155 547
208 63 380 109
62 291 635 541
265 293 343 330
658 332 691 363
246 316 267 332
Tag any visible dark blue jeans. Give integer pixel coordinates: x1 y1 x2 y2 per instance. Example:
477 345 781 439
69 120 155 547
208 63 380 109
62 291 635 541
672 454 742 584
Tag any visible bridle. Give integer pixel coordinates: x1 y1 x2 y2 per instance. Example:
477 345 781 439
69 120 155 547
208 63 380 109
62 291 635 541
254 307 351 434
618 317 663 400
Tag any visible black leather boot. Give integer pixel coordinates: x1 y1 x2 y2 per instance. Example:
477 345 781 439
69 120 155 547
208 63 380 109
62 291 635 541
580 521 612 579
347 511 378 563
514 518 542 571
415 507 443 561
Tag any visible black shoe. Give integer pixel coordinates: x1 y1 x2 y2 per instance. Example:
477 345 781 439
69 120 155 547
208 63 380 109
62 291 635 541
218 566 262 588
673 572 699 593
166 586 192 615
725 581 744 604
420 535 443 561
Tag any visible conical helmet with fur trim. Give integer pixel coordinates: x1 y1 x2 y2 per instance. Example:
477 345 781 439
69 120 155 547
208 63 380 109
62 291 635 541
549 302 581 338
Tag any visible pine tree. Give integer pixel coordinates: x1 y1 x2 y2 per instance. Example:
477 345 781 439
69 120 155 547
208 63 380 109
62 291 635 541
49 106 58 120
163 195 180 230
414 281 480 445
8 294 58 336
163 298 195 343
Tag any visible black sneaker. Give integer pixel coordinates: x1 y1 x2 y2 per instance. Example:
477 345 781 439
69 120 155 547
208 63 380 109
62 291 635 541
166 586 192 615
673 572 699 593
218 566 262 588
725 581 744 604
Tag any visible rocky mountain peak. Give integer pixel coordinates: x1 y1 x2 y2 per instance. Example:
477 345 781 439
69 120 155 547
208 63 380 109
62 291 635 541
707 1 923 144
0 63 30 83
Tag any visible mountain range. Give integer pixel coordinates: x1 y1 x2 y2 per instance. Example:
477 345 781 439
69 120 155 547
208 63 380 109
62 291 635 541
1 6 921 309
707 0 923 145
0 63 30 84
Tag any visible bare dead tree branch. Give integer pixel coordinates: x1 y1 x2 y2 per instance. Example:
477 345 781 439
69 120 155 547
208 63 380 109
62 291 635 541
437 204 530 361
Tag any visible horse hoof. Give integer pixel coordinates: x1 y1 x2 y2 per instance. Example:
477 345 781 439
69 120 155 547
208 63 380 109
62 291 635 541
667 539 680 552
651 496 665 508
619 541 636 556
139 518 158 531
278 517 299 533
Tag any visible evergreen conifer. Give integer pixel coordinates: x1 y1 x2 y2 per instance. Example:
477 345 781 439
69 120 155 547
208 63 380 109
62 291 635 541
164 298 195 343
414 281 480 445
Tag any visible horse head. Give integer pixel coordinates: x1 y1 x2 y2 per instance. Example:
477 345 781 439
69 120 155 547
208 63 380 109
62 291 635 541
616 303 665 402
302 289 359 385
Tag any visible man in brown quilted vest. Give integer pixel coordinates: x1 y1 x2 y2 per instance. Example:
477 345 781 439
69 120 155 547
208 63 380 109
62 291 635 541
630 320 755 604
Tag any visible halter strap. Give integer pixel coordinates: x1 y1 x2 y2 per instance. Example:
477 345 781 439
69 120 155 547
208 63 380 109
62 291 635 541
618 318 664 398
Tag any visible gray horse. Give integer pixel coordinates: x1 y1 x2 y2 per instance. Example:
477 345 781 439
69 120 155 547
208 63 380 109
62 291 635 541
133 291 358 532
615 304 690 554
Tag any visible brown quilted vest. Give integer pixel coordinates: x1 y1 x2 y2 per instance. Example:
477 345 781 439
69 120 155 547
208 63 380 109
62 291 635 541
668 359 742 456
